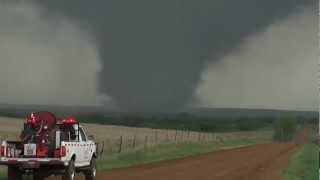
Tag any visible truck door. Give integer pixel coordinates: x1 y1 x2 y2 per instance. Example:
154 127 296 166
70 124 81 165
79 128 90 164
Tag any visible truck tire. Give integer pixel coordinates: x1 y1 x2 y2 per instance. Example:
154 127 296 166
8 166 22 180
62 159 76 180
84 157 97 180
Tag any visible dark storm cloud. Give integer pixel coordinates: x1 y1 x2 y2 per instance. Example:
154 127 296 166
34 0 314 112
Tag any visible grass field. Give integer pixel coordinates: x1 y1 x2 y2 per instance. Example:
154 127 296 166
283 143 318 180
283 127 319 180
97 138 262 170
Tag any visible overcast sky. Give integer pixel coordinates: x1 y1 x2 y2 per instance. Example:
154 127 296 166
0 1 317 111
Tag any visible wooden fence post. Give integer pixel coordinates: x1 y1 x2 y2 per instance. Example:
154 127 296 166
174 130 178 142
100 140 105 157
118 136 123 153
155 130 158 143
144 136 148 150
132 134 137 148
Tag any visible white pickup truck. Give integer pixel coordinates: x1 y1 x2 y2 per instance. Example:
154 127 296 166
0 112 97 180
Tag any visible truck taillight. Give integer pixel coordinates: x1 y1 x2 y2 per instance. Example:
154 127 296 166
55 146 66 158
0 146 5 157
60 146 66 157
36 147 48 157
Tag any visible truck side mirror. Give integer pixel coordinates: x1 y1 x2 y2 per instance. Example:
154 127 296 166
88 135 95 141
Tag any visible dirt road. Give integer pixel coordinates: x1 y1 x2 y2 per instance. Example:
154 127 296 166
94 129 307 180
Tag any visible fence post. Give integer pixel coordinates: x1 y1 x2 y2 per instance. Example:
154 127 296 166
204 132 209 143
174 130 178 142
155 130 158 143
100 140 105 157
144 136 148 150
132 134 137 148
182 130 185 141
118 136 123 153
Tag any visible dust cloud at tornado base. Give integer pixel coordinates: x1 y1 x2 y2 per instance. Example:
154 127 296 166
196 10 317 111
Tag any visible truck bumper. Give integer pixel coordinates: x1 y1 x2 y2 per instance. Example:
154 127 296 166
0 158 66 169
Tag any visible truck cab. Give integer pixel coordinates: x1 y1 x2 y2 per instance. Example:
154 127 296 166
59 124 96 167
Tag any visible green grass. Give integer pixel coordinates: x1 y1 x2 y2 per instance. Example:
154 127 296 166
283 127 319 180
97 138 263 170
0 169 5 180
283 143 319 180
283 144 319 180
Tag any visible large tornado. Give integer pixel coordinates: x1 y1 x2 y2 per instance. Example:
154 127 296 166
33 0 314 112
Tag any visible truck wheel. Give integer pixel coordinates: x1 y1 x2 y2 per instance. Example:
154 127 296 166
8 166 22 180
62 159 76 180
84 157 97 180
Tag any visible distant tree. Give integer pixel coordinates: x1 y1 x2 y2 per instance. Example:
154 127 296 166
235 118 264 131
273 119 297 142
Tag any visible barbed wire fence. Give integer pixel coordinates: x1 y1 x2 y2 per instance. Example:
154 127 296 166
95 129 268 158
